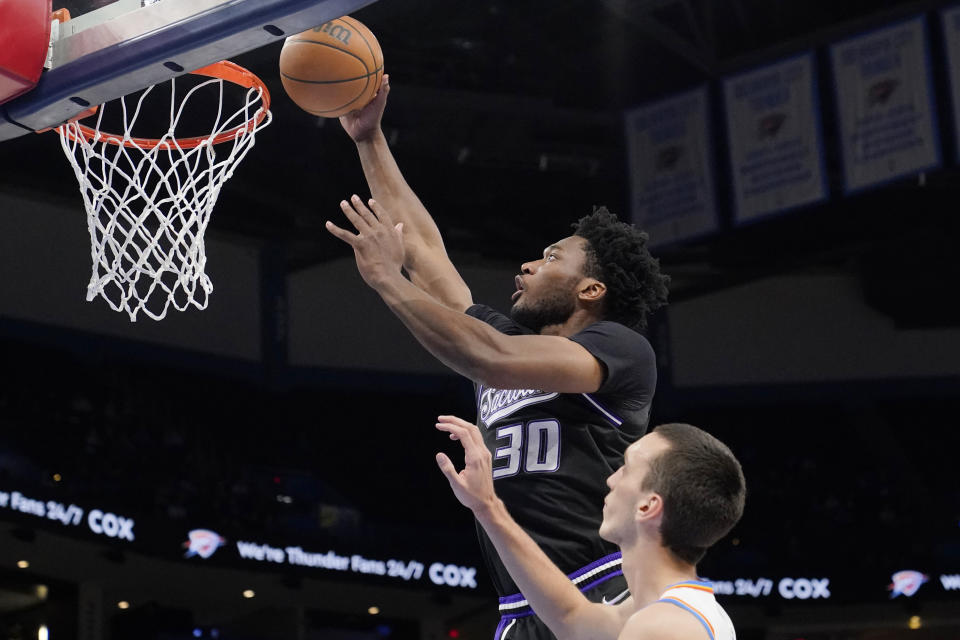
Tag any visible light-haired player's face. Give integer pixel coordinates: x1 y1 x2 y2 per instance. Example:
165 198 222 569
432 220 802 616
509 235 590 333
599 432 670 545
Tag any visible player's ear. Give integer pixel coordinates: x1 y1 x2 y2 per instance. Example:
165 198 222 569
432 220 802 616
635 491 664 524
577 279 606 303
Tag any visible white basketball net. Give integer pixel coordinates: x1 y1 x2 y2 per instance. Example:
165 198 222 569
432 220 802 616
56 69 271 321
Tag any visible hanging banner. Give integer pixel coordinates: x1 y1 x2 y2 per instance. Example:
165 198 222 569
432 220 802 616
625 87 718 248
723 53 828 224
830 17 940 193
941 5 960 159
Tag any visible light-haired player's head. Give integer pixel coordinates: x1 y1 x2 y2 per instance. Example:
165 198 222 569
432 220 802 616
599 423 745 565
509 207 669 333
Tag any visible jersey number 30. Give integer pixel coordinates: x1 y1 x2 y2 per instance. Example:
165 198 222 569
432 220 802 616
492 419 561 479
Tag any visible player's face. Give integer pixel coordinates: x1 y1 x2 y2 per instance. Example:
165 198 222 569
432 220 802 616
510 235 590 333
599 432 670 545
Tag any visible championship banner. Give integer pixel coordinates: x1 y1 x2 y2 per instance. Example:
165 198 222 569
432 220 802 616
941 5 960 159
830 17 941 193
722 53 827 224
625 87 718 248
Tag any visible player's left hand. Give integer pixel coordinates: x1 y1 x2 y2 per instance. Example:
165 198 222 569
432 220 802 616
435 415 498 515
326 195 405 289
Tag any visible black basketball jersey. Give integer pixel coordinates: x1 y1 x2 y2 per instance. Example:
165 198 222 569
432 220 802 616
465 304 657 596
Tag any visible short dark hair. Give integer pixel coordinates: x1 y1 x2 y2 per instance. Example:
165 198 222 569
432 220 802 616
643 423 746 565
572 207 669 331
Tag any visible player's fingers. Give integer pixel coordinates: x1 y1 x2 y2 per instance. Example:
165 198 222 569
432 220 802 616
468 423 485 448
439 415 484 446
324 220 358 245
438 415 474 428
436 422 468 442
436 420 471 438
350 194 380 226
435 452 462 484
338 198 371 232
372 74 390 102
436 423 475 452
367 199 393 226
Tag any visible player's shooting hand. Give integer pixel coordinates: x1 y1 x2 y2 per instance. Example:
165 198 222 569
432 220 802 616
339 74 390 143
435 415 498 515
325 195 405 289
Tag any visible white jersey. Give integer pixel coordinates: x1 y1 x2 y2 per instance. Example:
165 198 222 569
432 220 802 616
656 580 735 640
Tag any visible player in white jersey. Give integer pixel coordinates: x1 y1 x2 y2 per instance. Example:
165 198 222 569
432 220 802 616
654 581 735 640
436 417 744 640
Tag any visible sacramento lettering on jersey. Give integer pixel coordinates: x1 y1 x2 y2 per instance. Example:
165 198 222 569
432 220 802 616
478 387 558 426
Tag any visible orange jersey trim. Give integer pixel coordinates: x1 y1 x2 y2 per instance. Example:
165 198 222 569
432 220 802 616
659 596 717 639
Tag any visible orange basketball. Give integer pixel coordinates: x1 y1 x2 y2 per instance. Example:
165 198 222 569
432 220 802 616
279 16 384 117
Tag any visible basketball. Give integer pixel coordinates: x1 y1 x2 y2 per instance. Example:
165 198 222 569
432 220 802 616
279 16 384 118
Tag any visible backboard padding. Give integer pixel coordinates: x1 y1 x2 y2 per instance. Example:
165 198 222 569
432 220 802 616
0 0 378 142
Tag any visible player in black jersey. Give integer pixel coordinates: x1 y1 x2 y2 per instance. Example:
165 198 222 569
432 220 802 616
327 75 669 640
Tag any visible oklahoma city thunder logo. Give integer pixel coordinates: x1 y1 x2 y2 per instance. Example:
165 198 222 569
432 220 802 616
183 529 226 559
888 570 928 598
478 387 558 426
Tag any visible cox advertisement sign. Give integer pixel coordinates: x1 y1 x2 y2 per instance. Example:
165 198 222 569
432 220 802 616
184 529 479 590
710 576 832 601
710 571 960 602
0 488 135 541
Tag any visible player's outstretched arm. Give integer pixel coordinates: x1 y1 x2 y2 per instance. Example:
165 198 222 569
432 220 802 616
326 197 605 393
340 75 472 311
435 416 632 640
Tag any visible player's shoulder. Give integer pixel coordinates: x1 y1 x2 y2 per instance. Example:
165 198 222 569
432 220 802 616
465 303 500 320
571 319 654 357
575 317 642 338
466 303 530 335
618 600 712 640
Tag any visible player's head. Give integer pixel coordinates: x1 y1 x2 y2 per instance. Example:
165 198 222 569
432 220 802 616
599 423 745 566
509 207 669 333
572 207 668 331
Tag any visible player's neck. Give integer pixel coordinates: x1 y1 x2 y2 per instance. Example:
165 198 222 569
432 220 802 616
620 539 698 609
538 308 603 337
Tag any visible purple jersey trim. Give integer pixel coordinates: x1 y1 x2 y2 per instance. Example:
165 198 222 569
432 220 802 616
498 608 536 621
578 569 624 594
568 551 622 579
493 615 518 639
498 552 624 620
498 551 623 605
499 592 525 605
580 393 624 427
496 570 626 624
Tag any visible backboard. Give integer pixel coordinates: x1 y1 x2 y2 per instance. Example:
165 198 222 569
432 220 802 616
0 0 378 142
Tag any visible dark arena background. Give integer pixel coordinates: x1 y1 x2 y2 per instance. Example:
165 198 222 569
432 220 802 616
1 0 960 638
